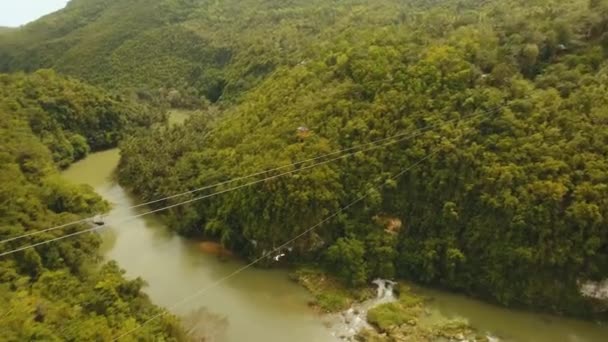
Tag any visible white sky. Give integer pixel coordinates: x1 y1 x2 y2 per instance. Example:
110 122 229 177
0 0 70 27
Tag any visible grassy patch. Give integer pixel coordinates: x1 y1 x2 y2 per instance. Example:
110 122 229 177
367 302 412 331
367 286 424 331
315 292 351 312
291 267 373 313
362 284 483 341
396 287 424 308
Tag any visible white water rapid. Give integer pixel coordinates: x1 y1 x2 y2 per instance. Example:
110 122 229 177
328 279 397 341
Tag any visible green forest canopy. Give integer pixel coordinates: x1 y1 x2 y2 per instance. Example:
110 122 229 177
0 0 355 103
0 71 184 340
0 0 606 334
114 0 608 316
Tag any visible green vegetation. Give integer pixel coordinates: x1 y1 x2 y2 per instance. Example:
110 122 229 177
367 287 424 331
168 108 203 126
0 0 607 336
291 267 373 312
364 286 482 341
367 303 413 332
0 70 164 168
113 0 608 317
0 71 183 340
0 0 389 103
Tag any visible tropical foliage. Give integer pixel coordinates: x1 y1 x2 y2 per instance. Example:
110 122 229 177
0 71 183 340
115 0 608 316
1 0 608 324
0 70 164 167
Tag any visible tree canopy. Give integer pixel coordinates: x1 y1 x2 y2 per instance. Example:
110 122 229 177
0 71 183 340
114 0 608 316
0 0 607 328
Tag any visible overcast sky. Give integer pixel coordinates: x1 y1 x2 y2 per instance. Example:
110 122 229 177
0 0 69 27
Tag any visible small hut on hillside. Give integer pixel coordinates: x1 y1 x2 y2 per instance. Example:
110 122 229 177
296 126 311 140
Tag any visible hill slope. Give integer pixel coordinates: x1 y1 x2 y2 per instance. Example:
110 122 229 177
2 0 608 319
117 0 608 316
0 69 164 167
0 71 184 340
0 0 385 102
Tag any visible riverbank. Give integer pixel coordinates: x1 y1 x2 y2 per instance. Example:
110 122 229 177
360 286 485 342
62 149 608 342
292 267 374 313
292 268 484 341
291 267 608 342
61 148 335 342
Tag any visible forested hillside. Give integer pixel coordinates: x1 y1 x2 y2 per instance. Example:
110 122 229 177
0 70 164 168
0 72 184 340
1 0 608 327
0 0 386 103
115 0 608 317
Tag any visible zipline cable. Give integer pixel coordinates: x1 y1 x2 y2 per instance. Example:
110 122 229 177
128 109 489 209
111 113 490 340
111 141 447 341
0 112 484 258
0 109 491 245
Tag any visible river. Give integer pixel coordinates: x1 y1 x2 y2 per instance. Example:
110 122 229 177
61 149 333 342
61 148 608 342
